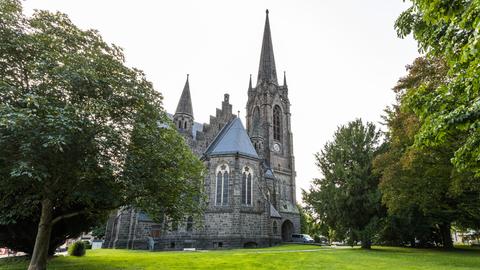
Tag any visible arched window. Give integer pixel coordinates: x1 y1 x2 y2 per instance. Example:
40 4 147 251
273 105 282 141
273 221 278 234
241 166 253 205
216 164 229 206
178 120 182 129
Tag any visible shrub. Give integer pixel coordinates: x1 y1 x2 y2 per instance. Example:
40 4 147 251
82 241 92 249
68 241 86 257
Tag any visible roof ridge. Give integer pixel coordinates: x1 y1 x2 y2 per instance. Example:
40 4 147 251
204 117 236 156
203 118 258 159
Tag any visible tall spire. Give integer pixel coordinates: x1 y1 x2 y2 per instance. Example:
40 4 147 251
257 9 278 85
175 74 193 117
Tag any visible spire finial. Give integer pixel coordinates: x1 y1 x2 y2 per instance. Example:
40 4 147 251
187 74 189 80
266 9 269 15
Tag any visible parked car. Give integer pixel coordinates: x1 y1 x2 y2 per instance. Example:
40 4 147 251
291 234 314 243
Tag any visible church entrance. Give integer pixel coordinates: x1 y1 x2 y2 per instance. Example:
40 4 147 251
281 220 294 242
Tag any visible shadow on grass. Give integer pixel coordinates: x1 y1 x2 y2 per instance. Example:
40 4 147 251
0 255 29 265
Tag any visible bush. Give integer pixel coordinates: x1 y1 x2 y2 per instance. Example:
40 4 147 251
68 241 86 257
82 241 92 249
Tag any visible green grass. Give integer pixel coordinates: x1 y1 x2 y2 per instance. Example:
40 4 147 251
1 244 480 270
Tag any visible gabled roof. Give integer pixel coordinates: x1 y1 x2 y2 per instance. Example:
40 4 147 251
265 168 275 179
204 118 259 159
175 75 193 117
270 203 282 219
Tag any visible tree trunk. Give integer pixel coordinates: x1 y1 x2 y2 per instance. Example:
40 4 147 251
28 198 53 270
440 222 453 249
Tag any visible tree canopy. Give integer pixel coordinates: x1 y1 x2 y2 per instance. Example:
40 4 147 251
395 0 480 178
373 56 480 248
0 1 204 269
303 119 383 249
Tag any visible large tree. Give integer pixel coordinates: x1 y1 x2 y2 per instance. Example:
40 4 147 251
374 56 480 248
304 119 383 249
395 0 480 178
0 1 204 270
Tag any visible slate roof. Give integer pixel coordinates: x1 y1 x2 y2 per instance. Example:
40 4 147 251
270 203 282 218
265 168 275 179
204 118 259 159
175 75 193 117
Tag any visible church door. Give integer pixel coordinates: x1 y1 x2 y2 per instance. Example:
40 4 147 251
281 220 294 242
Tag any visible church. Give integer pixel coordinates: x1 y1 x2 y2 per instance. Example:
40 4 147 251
103 10 300 250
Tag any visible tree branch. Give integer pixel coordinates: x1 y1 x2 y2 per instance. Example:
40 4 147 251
51 210 87 225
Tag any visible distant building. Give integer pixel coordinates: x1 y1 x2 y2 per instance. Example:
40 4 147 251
103 10 300 250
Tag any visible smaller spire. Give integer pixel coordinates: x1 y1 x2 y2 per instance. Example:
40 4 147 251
283 71 287 87
248 74 253 91
175 74 194 117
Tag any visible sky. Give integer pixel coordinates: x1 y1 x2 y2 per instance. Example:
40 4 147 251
23 0 419 202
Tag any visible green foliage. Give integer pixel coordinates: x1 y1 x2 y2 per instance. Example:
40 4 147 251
0 0 204 268
304 119 383 249
68 241 86 257
395 0 480 178
83 241 92 250
90 224 106 240
374 56 480 248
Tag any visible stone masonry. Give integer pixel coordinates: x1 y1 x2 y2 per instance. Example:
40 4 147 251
103 10 300 250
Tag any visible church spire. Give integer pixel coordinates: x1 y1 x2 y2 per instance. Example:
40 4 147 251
257 9 278 85
175 74 193 117
283 71 287 87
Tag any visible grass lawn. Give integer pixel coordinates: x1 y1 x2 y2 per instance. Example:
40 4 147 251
1 244 480 270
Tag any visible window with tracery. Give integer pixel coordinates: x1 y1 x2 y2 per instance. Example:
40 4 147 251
215 164 229 205
241 166 253 205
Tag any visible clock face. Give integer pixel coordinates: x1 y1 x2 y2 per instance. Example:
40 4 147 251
273 143 281 152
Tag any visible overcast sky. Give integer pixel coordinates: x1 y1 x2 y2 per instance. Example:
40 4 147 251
23 0 419 202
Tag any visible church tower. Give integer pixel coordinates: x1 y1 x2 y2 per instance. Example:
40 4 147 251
246 10 297 209
174 74 194 135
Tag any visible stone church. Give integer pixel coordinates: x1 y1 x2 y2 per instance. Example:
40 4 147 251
103 10 300 250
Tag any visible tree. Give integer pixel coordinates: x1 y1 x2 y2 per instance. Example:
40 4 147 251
0 196 108 255
373 56 480 248
304 119 383 249
395 0 480 178
0 1 204 269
